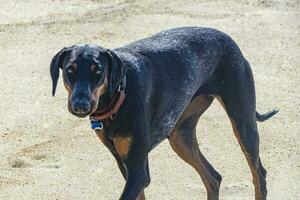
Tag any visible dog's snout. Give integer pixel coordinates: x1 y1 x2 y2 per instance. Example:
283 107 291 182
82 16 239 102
72 100 91 116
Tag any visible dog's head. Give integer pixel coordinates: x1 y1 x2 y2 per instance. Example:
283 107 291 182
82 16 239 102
50 44 125 118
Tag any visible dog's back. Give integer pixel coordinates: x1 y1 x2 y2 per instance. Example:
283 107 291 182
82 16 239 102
114 27 246 148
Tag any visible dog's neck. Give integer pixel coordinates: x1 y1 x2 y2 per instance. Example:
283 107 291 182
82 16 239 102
93 75 126 119
97 89 111 110
92 51 127 120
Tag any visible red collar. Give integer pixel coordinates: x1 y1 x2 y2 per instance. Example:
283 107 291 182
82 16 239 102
90 78 126 121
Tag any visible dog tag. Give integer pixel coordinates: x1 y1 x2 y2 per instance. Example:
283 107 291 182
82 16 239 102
90 120 103 130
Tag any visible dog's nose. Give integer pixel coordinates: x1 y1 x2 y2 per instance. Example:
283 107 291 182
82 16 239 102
72 100 90 115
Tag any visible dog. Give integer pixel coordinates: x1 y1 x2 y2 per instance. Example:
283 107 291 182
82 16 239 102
50 27 278 200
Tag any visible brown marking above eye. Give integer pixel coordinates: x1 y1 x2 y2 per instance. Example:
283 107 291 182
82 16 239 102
91 64 101 75
67 63 77 74
71 63 77 70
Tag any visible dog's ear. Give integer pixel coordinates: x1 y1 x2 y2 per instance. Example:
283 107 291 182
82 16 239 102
106 49 125 97
50 47 68 96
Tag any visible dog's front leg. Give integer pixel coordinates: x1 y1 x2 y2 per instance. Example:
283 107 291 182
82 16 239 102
118 132 150 200
120 160 150 200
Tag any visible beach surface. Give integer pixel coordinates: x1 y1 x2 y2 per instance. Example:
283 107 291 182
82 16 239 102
0 0 299 199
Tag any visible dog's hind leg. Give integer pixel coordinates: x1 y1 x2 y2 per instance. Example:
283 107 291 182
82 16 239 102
168 95 222 200
217 59 268 200
217 98 267 200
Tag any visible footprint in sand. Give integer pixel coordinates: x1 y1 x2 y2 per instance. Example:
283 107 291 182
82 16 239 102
8 158 32 168
8 139 62 169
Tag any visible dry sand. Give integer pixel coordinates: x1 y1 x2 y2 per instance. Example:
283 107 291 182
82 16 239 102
0 0 299 199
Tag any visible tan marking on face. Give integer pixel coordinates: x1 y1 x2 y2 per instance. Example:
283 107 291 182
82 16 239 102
90 75 108 113
71 63 77 71
63 79 72 95
113 136 133 159
94 75 108 97
62 75 74 113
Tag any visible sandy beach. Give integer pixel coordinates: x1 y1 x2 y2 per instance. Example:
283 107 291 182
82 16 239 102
0 0 299 199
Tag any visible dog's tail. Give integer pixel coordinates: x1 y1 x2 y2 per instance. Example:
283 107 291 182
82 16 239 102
256 109 279 122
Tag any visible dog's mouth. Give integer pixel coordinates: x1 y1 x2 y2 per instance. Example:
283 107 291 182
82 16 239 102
68 107 91 118
73 112 91 118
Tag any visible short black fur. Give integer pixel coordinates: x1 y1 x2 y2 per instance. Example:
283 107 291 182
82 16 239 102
50 27 278 200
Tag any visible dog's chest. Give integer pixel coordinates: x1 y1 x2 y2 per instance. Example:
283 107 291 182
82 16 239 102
112 136 133 159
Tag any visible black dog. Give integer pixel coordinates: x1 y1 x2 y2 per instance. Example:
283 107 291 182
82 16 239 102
50 27 278 200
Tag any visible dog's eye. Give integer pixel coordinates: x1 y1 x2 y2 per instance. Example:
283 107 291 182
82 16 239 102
67 69 73 74
95 70 101 75
91 64 102 76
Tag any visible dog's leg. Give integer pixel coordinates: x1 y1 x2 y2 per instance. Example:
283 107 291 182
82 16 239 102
136 191 146 200
217 61 267 200
218 96 267 200
96 131 146 200
116 130 150 200
96 131 127 176
168 96 221 200
119 157 150 200
230 118 266 200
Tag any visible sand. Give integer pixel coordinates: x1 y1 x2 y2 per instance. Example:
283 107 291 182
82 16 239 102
0 0 299 199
